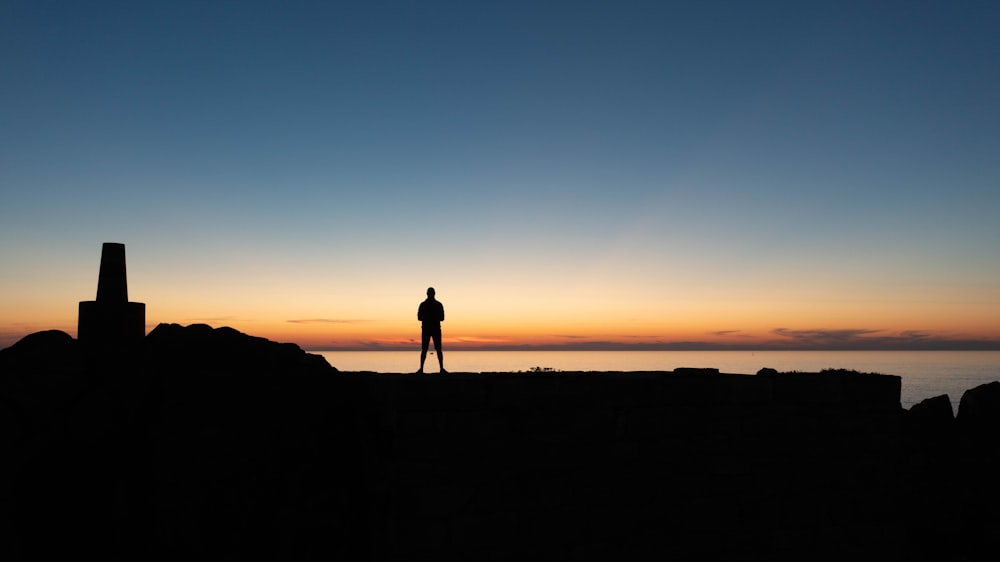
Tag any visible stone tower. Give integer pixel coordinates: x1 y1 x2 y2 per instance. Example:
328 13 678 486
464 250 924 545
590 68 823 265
78 242 146 345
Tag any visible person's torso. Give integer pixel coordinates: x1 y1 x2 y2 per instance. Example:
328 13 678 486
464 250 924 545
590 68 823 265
420 299 444 324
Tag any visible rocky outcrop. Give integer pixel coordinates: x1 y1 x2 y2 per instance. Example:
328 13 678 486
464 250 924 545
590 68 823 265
0 325 343 561
953 381 1000 559
957 380 1000 430
2 330 1000 561
0 329 80 373
144 323 335 375
360 370 904 561
909 393 954 422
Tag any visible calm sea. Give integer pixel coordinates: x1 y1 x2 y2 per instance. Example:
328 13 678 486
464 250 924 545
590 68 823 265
313 350 1000 412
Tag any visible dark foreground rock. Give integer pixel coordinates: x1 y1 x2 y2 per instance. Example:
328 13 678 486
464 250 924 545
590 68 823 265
1 327 998 561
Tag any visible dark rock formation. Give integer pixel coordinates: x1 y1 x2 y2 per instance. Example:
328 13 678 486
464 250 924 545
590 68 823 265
0 325 346 561
957 380 1000 430
899 395 958 561
361 369 904 561
909 393 954 423
952 381 1000 558
3 330 1000 561
145 322 335 375
0 329 79 373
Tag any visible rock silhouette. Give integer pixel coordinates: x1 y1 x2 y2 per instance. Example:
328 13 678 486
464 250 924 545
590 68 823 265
3 331 1000 560
0 323 359 561
145 322 334 374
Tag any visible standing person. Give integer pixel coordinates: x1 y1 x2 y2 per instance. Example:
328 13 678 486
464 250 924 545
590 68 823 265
417 287 446 373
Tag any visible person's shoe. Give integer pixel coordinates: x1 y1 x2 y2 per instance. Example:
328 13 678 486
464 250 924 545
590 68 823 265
440 368 448 374
416 368 423 374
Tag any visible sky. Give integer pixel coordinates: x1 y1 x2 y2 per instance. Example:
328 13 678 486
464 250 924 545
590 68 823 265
1 0 999 351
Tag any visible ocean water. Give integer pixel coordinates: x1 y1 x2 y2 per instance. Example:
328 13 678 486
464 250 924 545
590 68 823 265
313 350 1000 412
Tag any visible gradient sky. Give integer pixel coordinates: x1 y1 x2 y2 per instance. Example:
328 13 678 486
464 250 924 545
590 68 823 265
2 0 999 350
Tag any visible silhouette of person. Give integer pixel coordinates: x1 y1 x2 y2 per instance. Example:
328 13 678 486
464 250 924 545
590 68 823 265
417 287 446 373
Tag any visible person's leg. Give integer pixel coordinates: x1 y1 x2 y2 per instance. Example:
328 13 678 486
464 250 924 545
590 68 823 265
419 329 430 373
433 329 445 372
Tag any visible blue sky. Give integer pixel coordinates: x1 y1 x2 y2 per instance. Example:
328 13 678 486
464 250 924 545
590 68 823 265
1 0 998 350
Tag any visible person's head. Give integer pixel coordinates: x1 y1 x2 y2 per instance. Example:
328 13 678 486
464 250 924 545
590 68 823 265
426 287 436 298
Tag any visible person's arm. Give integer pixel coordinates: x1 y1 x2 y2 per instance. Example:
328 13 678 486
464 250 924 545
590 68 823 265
439 303 445 322
418 302 424 321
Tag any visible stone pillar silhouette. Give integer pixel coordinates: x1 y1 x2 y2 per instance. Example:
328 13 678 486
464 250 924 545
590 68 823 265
78 242 146 346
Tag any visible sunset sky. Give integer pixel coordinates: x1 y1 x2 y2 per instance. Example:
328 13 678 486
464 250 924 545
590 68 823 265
2 1 998 351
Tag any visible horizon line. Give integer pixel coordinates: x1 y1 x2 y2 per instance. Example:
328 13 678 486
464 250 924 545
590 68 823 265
307 341 1000 352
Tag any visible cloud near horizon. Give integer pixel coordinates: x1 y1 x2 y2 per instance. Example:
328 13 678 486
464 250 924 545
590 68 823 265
182 316 241 325
766 328 987 350
451 336 513 344
287 318 369 324
314 338 415 350
772 328 886 343
713 330 747 337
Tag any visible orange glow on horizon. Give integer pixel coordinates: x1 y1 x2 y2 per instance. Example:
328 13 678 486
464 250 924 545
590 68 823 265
2 312 999 351
2 275 999 351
